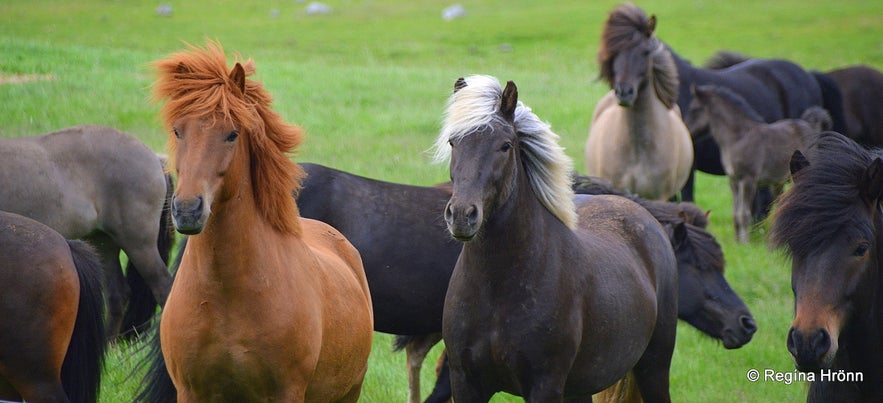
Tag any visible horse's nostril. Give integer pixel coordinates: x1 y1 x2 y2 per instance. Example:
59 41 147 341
787 327 799 354
812 328 831 358
466 205 479 225
740 315 757 334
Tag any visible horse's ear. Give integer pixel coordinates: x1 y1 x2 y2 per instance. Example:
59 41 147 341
645 15 657 36
501 80 518 122
454 77 467 93
229 62 246 96
862 157 883 205
789 150 810 179
670 221 688 251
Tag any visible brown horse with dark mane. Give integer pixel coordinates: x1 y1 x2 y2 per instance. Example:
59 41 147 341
138 41 373 402
0 211 106 403
770 132 883 401
435 75 677 402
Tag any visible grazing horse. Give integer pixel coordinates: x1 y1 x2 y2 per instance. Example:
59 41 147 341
141 41 373 402
435 75 677 401
769 132 883 401
0 125 173 338
585 5 693 200
0 211 106 403
684 84 830 243
601 4 826 216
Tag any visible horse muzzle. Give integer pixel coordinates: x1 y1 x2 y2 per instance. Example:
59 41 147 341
787 326 837 371
614 83 637 107
444 201 481 242
171 194 208 235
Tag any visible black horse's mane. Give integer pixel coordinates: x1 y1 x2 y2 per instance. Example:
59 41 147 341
770 132 880 259
697 85 766 123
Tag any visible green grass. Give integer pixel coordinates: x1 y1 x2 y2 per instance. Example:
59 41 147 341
2 0 882 401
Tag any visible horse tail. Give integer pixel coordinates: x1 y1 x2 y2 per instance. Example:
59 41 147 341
121 170 176 339
134 319 178 403
62 240 108 403
810 71 848 134
424 352 453 403
593 371 642 403
392 334 414 352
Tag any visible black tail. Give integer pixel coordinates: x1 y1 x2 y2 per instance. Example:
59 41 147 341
392 334 414 352
121 171 175 339
424 352 452 403
62 240 108 403
134 317 177 403
811 71 848 135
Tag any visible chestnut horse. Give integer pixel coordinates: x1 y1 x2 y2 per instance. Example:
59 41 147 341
435 75 677 401
0 211 106 403
141 41 373 402
584 3 693 201
769 132 883 401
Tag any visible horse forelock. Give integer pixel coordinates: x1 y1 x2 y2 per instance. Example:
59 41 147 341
153 40 305 235
433 75 576 229
770 133 879 260
598 2 654 86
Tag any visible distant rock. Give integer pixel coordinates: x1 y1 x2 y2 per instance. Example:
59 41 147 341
156 3 173 17
305 2 332 15
442 4 466 21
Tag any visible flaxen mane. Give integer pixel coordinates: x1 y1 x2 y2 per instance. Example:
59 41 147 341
769 132 879 259
433 75 577 228
598 3 679 109
153 41 305 235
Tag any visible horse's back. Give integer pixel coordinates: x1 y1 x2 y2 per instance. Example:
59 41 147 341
298 217 374 401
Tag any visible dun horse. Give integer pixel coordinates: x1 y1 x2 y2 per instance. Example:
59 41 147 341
140 41 373 402
684 84 830 243
584 5 693 200
769 132 883 401
0 211 106 403
435 75 677 401
0 125 173 338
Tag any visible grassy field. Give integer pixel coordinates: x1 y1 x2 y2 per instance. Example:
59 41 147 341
2 0 882 401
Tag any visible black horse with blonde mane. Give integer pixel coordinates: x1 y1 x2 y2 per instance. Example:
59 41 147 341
770 132 883 401
138 41 373 402
436 75 677 402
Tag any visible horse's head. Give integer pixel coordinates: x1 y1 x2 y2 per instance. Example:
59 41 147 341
598 3 677 108
433 75 576 241
671 221 757 349
683 85 712 134
154 41 303 236
439 77 520 241
770 133 883 371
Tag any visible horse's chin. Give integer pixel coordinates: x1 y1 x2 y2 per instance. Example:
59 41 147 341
175 225 204 235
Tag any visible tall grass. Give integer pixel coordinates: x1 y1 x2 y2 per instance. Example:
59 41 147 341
1 0 881 401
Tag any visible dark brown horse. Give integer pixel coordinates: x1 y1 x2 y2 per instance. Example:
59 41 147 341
769 132 883 401
0 211 106 403
435 75 677 401
825 65 883 147
141 41 373 402
0 125 174 338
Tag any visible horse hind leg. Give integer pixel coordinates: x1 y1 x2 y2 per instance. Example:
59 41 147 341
403 333 443 403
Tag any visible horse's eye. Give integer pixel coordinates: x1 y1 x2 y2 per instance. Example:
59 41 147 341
500 142 512 152
226 131 239 143
853 242 870 257
173 128 182 139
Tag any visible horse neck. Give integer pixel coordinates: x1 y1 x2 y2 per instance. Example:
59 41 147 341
464 163 569 276
704 100 761 148
624 77 670 147
186 155 299 285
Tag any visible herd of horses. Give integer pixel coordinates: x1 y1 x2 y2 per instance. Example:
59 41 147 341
1 3 882 403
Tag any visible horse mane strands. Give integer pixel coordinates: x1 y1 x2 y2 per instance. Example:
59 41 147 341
598 2 655 87
513 104 577 229
152 40 305 235
434 75 576 229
